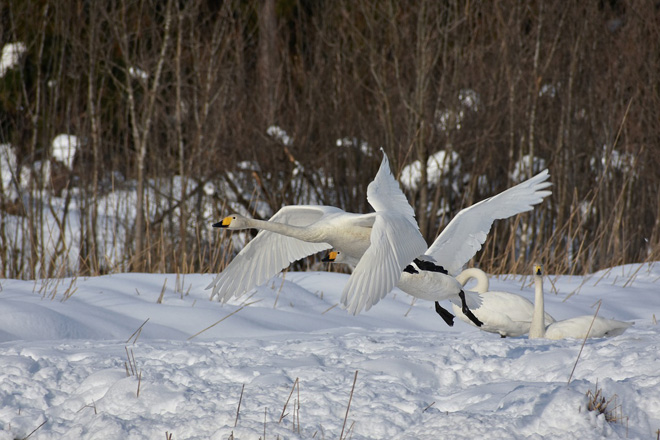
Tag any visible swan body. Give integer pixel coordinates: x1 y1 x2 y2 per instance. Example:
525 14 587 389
528 265 633 340
207 151 428 309
452 268 555 337
332 169 552 318
328 250 479 307
324 249 482 326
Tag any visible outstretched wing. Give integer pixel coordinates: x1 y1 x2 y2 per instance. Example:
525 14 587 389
207 205 339 302
340 212 428 314
426 170 552 275
341 150 428 314
366 148 419 229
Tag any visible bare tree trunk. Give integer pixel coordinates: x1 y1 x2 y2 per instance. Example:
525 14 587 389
258 0 278 125
175 6 187 271
410 0 441 238
82 1 101 275
527 2 543 179
117 0 173 271
24 2 50 278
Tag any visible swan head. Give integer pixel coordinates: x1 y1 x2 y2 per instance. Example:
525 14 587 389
534 264 543 276
322 250 339 262
212 215 247 229
322 250 359 266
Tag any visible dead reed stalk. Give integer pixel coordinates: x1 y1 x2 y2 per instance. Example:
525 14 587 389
339 370 359 440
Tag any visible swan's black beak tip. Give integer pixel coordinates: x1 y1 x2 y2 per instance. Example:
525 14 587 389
212 222 227 228
321 255 332 262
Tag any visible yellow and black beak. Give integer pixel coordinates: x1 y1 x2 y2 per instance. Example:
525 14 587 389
212 216 233 228
322 251 338 263
534 264 543 276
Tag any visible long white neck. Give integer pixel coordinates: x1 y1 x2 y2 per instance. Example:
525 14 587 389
455 268 489 293
245 218 323 243
529 273 546 338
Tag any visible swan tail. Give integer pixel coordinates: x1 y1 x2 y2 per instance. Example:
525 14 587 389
462 290 483 309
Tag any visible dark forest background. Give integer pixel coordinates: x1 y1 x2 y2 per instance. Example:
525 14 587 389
1 0 658 280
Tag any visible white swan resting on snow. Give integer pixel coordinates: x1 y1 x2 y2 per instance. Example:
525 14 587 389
325 169 552 323
452 267 555 337
207 150 428 309
528 265 633 339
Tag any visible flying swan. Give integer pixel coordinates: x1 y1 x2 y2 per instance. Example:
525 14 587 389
452 267 555 337
528 265 633 339
323 249 482 325
329 168 553 323
206 150 428 310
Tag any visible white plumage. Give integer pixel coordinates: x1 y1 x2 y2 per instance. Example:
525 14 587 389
528 265 633 340
425 170 552 276
335 169 552 318
207 150 428 310
452 268 555 337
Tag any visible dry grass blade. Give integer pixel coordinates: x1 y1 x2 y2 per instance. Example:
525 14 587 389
136 369 142 398
297 381 301 434
622 262 645 288
321 303 339 315
404 297 417 317
235 384 245 427
279 377 299 423
126 318 150 344
60 276 79 302
187 299 262 340
156 278 168 304
273 270 288 309
567 301 602 385
339 370 358 440
21 418 48 439
77 400 97 414
125 346 139 379
585 381 624 424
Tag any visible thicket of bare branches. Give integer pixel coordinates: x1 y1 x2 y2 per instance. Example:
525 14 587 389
1 0 658 279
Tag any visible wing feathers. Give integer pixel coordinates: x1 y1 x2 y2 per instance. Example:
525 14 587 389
208 225 331 302
341 213 427 314
426 170 552 275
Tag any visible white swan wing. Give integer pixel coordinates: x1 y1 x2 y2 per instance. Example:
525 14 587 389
426 170 552 275
367 150 419 229
545 316 632 339
589 317 632 337
340 212 428 314
207 205 338 302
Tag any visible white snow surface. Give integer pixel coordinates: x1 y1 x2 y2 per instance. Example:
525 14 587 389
51 134 80 170
0 263 658 439
0 42 26 77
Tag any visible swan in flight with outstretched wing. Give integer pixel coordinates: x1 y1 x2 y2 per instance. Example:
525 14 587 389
207 150 427 310
528 265 633 339
331 169 552 323
452 268 555 337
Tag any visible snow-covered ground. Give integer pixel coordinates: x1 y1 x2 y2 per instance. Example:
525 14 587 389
0 263 658 439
